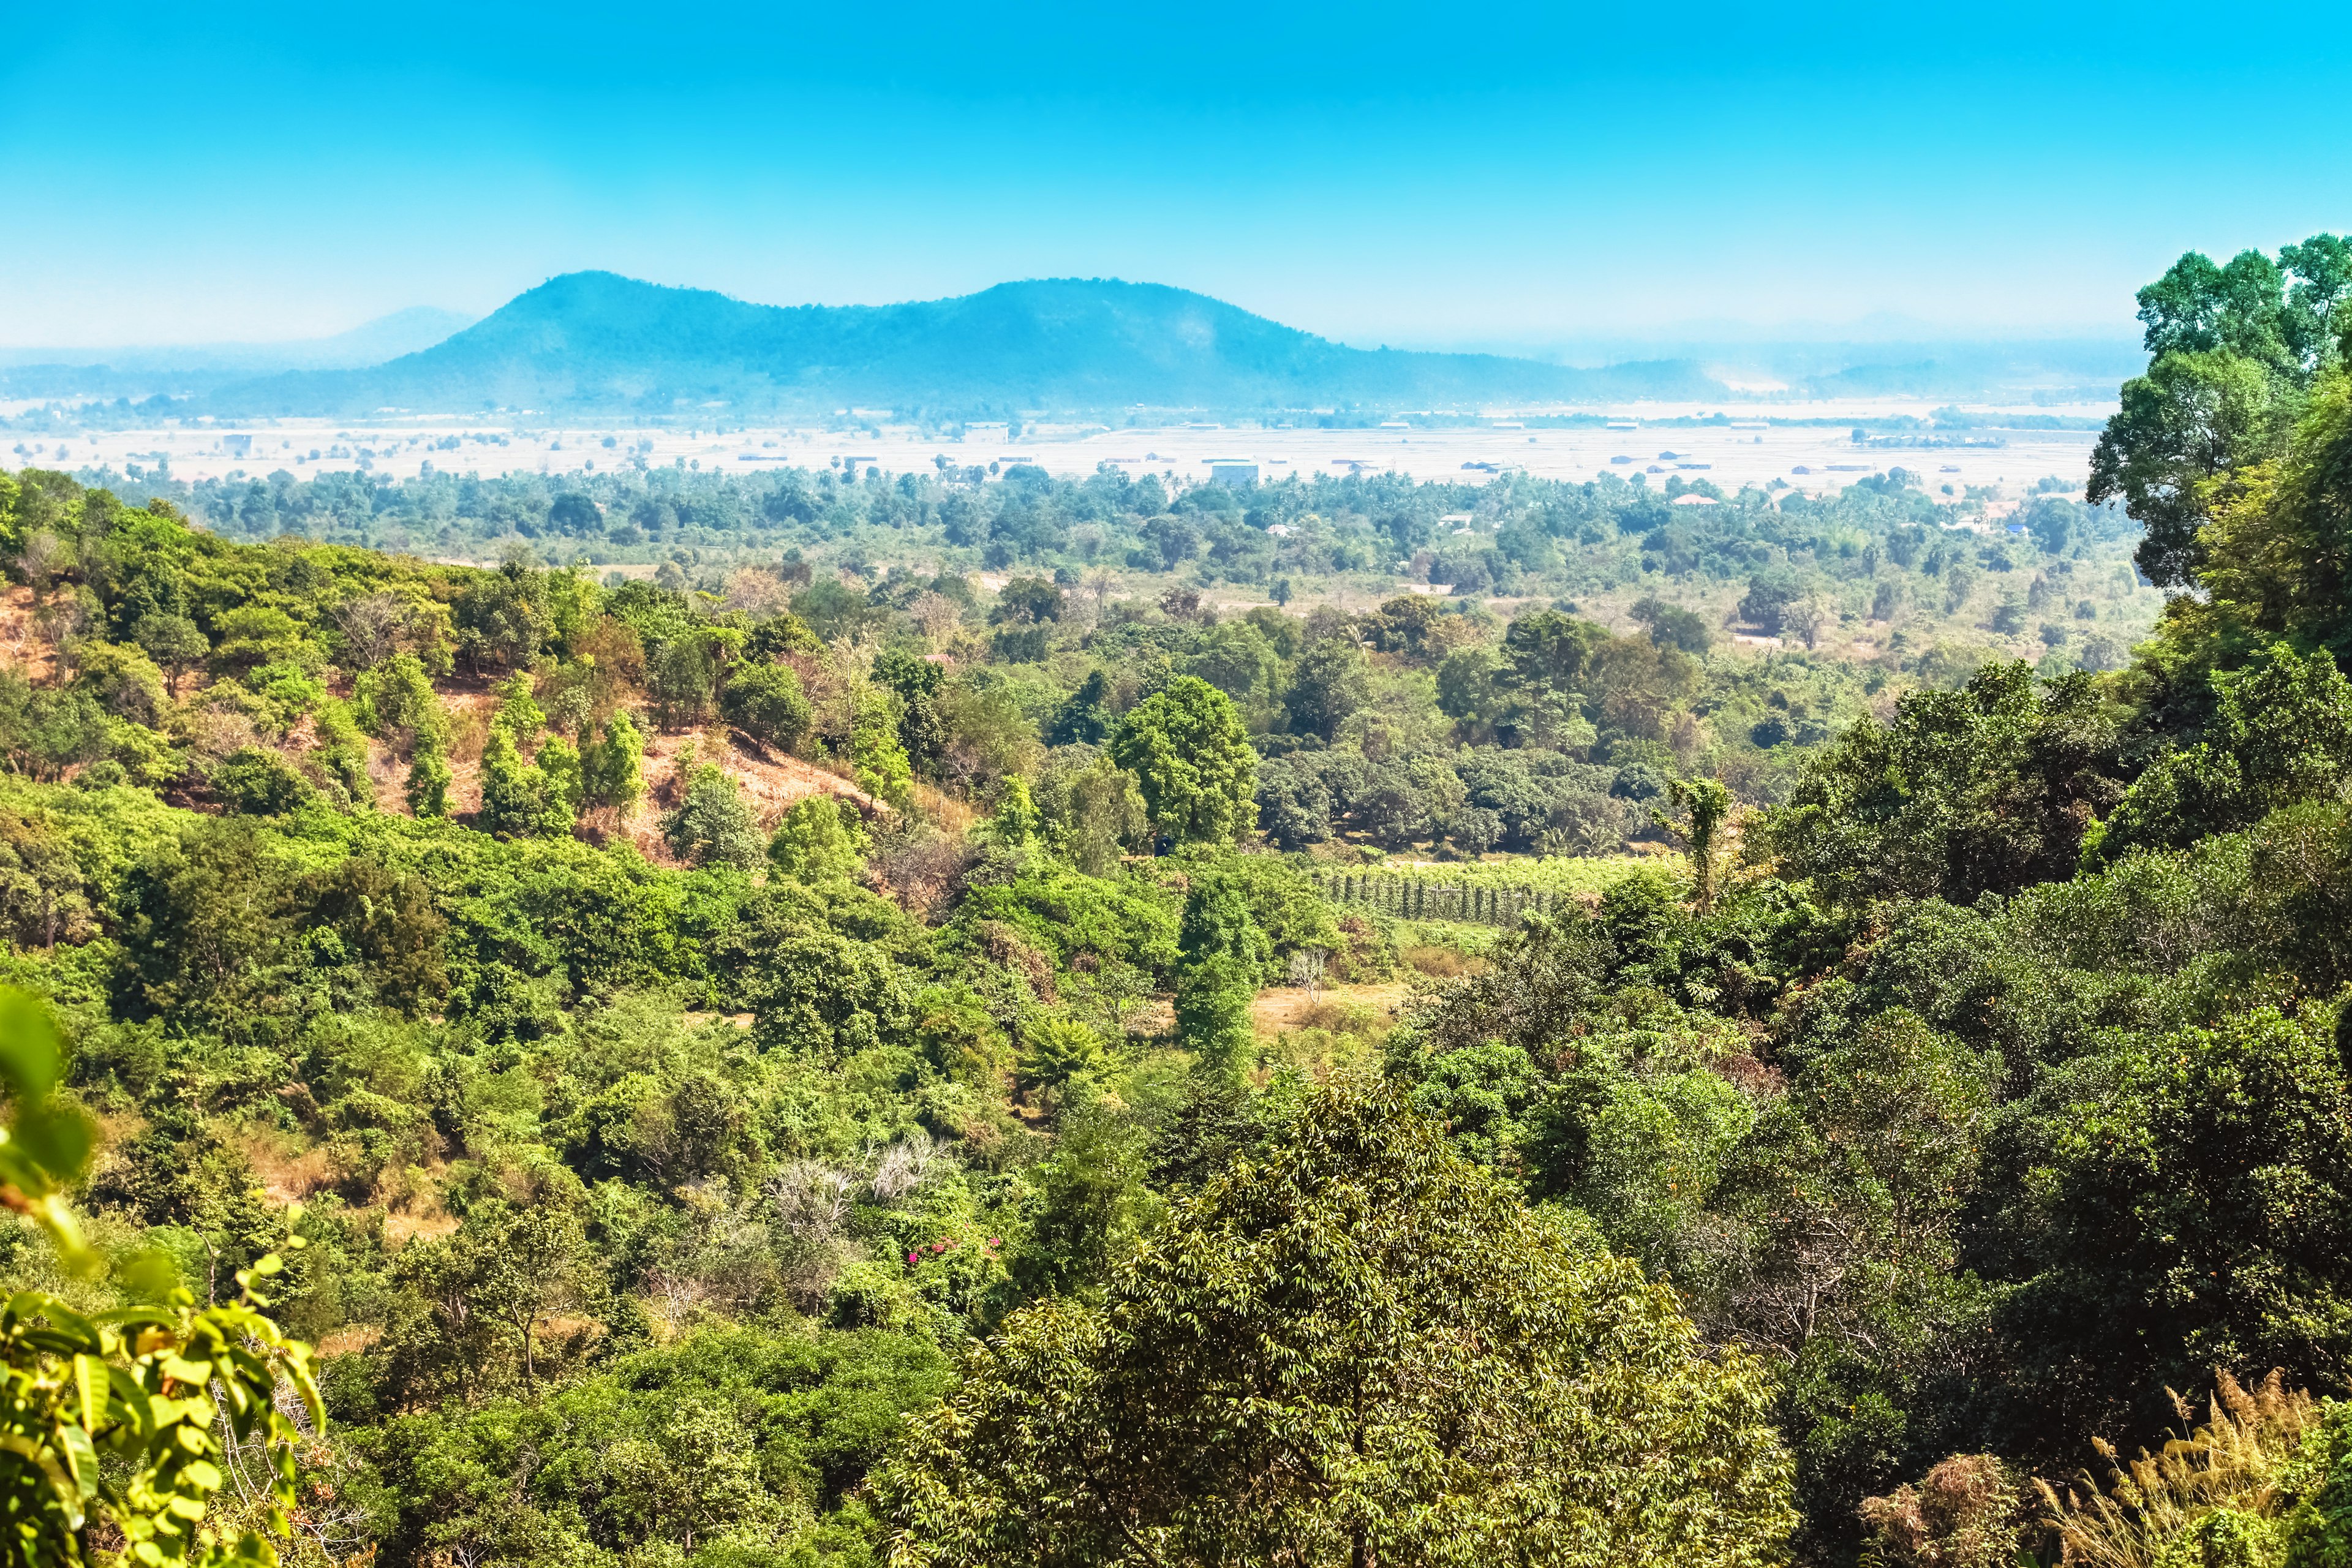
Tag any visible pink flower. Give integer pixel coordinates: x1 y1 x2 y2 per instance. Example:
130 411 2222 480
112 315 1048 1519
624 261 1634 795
907 1252 918 1265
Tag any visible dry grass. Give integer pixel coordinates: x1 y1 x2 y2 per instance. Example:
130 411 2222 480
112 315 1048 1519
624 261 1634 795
313 1326 382 1357
382 1209 460 1246
0 584 61 685
2038 1371 2316 1568
239 1134 333 1206
911 780 979 835
1251 982 1408 1036
625 729 879 862
1401 945 1483 978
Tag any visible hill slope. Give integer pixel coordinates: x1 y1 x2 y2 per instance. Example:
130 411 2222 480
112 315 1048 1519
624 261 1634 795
211 273 1721 417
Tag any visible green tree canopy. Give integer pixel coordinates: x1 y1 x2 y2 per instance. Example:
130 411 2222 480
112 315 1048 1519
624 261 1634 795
874 1076 1795 1568
1170 867 1270 1078
1768 662 2122 908
662 761 766 870
1108 676 1257 848
2089 238 2350 587
2099 641 2352 858
766 793 867 883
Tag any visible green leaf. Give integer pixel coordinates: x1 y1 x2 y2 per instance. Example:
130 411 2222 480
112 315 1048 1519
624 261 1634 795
73 1354 105 1432
37 1300 100 1352
93 1306 176 1330
0 989 62 1102
0 1433 83 1529
105 1367 158 1435
11 1103 92 1191
55 1422 99 1499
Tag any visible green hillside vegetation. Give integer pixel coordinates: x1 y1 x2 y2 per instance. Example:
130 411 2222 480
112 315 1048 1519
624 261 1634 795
0 235 2349 1568
196 273 1727 420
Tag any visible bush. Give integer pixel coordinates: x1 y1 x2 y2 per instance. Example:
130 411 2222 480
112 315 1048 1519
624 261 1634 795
581 710 646 812
721 658 813 751
663 763 766 870
73 640 167 726
478 727 572 839
767 794 867 883
0 672 111 782
1859 1455 2024 1568
213 746 316 815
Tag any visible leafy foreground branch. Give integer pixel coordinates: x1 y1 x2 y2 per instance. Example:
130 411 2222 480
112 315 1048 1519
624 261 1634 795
0 988 317 1567
873 1075 1796 1568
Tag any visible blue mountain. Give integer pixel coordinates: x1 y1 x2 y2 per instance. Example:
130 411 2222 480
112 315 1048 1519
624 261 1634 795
213 272 1721 417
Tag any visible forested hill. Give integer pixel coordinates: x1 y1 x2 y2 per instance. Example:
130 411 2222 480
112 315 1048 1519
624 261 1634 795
209 271 1725 418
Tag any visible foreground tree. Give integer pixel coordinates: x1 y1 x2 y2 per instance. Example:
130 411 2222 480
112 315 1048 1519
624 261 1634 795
873 1077 1795 1567
2088 239 2350 587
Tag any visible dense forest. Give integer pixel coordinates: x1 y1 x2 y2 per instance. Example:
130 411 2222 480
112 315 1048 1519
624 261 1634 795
0 234 2346 1568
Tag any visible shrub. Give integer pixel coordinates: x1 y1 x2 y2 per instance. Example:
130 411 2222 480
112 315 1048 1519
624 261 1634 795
721 658 813 751
663 763 765 870
213 746 316 815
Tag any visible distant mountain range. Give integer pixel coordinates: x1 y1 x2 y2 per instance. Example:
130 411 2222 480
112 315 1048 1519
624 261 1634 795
198 273 1727 419
4 275 2138 422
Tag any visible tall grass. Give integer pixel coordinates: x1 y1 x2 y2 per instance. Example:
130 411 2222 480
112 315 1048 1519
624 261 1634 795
2037 1371 2316 1568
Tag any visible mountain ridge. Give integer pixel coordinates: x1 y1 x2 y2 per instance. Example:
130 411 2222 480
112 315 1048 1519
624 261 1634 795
208 272 1727 417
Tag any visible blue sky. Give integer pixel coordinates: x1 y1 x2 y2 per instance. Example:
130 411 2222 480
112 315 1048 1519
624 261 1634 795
5 0 2349 350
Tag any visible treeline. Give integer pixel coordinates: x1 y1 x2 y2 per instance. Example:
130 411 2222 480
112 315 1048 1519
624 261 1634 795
64 451 2157 675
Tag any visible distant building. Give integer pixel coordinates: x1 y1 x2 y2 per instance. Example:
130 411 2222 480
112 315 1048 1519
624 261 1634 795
1207 461 1258 488
222 434 252 457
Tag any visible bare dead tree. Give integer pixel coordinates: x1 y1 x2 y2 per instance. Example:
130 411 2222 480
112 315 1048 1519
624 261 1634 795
331 590 411 669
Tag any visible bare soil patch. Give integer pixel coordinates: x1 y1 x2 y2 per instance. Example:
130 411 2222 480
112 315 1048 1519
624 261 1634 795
1253 982 1411 1036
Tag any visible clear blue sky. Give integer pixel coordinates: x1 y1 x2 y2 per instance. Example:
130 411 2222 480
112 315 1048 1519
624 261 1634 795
6 0 2348 349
